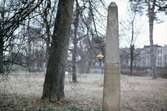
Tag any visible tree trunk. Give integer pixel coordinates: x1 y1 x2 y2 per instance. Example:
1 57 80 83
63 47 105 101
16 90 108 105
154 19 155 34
0 7 5 74
42 0 74 102
72 2 79 82
27 37 32 72
130 13 135 76
42 6 51 61
130 44 134 76
86 60 92 73
72 34 77 82
148 0 157 79
0 36 3 74
72 31 77 82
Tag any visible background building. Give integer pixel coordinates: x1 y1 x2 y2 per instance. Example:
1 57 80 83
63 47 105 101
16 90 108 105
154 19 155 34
120 45 167 75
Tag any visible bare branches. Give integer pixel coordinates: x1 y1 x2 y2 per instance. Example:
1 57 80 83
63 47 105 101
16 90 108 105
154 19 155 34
0 0 44 40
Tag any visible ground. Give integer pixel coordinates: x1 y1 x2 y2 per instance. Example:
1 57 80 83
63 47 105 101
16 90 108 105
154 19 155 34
0 72 167 111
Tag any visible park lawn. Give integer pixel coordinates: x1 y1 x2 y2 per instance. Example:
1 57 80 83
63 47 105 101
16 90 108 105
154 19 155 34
0 72 167 111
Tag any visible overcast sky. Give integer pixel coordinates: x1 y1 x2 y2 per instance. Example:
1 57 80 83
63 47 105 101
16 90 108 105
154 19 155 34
103 0 167 48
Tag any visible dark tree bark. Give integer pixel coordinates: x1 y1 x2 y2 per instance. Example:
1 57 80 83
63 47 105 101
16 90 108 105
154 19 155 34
72 1 79 83
130 18 135 76
42 0 51 60
130 44 134 76
0 5 5 74
42 0 74 102
0 36 3 74
148 0 157 79
27 18 32 72
128 3 137 76
72 29 77 82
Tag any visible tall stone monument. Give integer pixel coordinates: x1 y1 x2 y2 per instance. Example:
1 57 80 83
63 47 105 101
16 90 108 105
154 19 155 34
103 2 120 111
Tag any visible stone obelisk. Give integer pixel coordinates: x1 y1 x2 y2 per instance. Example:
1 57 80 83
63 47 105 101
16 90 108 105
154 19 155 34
103 2 120 111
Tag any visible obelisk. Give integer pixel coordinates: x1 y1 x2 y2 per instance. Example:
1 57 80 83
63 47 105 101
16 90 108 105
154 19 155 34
103 2 120 111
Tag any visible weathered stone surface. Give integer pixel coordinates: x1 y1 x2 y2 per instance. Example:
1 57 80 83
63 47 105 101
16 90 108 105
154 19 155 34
103 63 120 111
105 2 119 64
103 2 120 111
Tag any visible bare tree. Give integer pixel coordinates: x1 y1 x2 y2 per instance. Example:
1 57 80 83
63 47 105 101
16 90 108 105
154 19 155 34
42 0 74 102
129 2 138 76
119 2 139 75
148 0 157 78
72 0 80 83
70 0 105 80
0 0 44 74
129 0 167 78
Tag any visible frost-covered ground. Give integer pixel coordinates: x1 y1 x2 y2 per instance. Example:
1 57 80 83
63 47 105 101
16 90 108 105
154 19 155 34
0 72 167 111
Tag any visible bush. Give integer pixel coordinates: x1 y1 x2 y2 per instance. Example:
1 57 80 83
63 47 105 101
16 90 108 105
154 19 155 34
159 67 167 79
